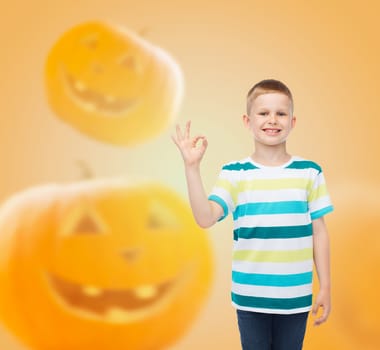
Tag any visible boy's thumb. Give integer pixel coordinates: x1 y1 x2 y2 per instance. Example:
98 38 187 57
312 302 318 315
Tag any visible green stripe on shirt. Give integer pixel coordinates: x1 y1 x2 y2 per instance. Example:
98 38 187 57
214 178 313 204
308 184 328 202
235 178 311 191
233 248 313 263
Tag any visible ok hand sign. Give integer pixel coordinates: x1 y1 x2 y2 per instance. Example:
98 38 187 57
171 121 208 167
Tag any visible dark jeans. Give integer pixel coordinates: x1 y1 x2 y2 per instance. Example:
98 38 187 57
236 309 309 350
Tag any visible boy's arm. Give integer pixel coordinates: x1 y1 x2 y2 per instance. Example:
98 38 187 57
184 165 223 228
172 121 223 228
312 216 331 326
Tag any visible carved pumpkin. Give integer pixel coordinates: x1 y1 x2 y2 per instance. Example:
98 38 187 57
45 21 183 146
0 180 212 350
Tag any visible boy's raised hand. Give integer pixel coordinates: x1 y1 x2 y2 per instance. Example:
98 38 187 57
172 121 208 166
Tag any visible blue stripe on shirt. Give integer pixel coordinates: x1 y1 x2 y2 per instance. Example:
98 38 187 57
208 194 228 221
310 205 334 220
232 271 312 287
234 224 313 240
233 201 308 220
232 292 312 310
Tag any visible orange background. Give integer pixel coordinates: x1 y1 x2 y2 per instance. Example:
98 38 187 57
1 1 379 349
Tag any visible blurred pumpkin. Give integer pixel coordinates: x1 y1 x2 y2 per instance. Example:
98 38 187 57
45 21 183 146
304 183 380 350
0 180 212 350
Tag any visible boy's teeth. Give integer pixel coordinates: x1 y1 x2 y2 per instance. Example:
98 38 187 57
264 129 281 135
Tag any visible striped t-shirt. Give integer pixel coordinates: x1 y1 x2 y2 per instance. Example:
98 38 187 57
208 156 333 314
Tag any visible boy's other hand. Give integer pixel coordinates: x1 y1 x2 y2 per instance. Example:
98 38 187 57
312 289 331 326
171 121 208 166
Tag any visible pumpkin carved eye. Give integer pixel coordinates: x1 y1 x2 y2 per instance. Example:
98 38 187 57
73 213 103 235
61 206 106 237
147 200 181 230
82 34 98 50
118 54 139 71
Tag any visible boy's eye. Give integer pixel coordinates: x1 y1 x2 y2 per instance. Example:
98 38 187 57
259 112 268 116
278 112 286 116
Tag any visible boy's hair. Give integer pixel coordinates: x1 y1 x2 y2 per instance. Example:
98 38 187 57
246 79 293 115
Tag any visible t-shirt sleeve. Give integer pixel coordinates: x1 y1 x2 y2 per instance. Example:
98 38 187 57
208 166 235 221
308 168 334 220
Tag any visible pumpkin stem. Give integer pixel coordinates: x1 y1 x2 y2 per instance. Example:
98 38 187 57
138 27 149 37
76 160 94 179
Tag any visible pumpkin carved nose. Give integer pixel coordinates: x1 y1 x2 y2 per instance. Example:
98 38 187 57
121 248 141 262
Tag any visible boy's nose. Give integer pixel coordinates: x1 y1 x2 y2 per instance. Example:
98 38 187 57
268 114 278 124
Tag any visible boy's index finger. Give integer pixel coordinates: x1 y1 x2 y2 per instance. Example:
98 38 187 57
185 120 191 139
313 304 329 326
321 304 330 320
171 133 179 146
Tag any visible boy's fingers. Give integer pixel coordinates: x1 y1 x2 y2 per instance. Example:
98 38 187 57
314 313 326 326
313 303 329 326
171 134 179 146
312 302 319 315
176 124 184 140
185 120 191 139
192 135 206 146
321 304 330 321
201 137 208 149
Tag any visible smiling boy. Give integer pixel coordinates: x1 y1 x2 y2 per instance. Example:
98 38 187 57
172 79 333 350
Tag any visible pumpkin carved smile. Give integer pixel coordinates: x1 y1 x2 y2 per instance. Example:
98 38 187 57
62 67 140 116
47 271 182 323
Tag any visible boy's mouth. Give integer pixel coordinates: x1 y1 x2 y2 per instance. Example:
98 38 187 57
262 128 281 135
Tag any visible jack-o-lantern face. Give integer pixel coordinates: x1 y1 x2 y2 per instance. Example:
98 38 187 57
0 180 212 350
45 21 183 146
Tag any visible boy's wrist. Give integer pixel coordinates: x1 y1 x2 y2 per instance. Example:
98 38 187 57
184 162 201 171
319 284 331 293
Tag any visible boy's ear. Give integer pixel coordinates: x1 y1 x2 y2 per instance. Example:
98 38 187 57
242 114 250 128
291 115 297 128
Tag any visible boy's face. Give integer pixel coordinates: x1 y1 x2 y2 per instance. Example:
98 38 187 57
243 92 296 147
